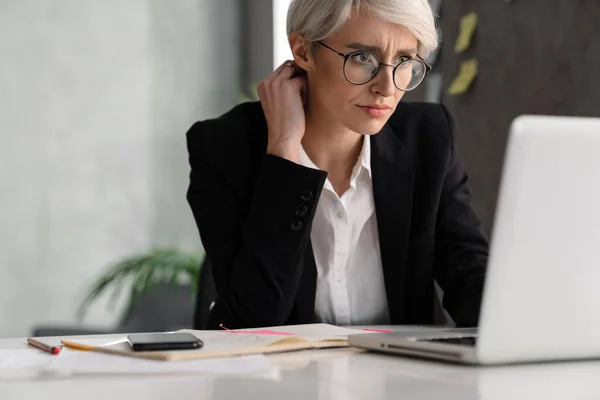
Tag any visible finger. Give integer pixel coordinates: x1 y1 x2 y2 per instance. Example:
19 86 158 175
257 83 272 117
274 61 296 80
263 61 293 94
287 74 307 92
276 60 294 71
268 61 294 82
270 65 298 97
271 71 295 94
256 81 265 97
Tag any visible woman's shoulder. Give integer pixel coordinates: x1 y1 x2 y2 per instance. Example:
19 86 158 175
186 101 267 153
186 102 268 194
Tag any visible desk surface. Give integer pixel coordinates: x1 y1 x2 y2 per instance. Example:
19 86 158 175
2 328 600 400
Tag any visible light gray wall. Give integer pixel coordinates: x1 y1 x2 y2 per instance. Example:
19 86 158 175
147 0 240 247
0 0 239 338
241 0 273 97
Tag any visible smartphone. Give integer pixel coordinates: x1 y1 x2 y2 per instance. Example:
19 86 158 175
127 332 203 351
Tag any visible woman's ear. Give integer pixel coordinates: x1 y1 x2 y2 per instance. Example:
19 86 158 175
288 32 313 72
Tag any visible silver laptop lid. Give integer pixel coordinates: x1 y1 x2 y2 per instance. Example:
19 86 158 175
476 115 600 364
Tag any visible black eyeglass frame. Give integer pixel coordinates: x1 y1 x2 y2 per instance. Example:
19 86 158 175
316 41 431 92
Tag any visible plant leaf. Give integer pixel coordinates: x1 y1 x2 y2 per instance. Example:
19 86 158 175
76 248 205 319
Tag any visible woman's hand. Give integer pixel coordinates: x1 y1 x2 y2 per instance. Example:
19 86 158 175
257 60 307 164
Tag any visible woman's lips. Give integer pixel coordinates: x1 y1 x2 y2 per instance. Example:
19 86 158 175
358 105 392 118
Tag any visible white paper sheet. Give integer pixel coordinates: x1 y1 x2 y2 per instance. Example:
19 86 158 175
47 348 275 376
267 324 369 340
0 349 65 379
74 332 296 358
0 346 276 379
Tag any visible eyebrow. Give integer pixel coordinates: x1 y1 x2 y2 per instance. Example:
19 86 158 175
345 42 418 57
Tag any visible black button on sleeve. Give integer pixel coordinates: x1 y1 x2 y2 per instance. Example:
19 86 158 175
300 190 313 202
290 220 304 232
295 205 308 217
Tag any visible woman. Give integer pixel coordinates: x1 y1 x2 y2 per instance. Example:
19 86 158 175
186 0 489 329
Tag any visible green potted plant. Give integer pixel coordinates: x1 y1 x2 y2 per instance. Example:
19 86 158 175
76 247 204 319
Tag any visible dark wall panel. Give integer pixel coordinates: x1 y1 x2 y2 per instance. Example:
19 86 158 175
440 0 600 236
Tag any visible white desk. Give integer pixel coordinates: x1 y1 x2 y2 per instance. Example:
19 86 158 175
1 330 600 400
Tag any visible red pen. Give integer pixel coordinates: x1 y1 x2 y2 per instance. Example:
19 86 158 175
27 338 61 355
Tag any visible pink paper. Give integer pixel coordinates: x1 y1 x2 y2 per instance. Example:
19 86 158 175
363 328 393 333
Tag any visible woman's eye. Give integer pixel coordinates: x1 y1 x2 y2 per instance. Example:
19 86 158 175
397 56 412 64
352 53 373 64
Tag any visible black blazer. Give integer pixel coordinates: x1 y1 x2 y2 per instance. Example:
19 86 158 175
186 101 489 329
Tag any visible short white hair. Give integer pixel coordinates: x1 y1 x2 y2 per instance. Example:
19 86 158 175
286 0 438 58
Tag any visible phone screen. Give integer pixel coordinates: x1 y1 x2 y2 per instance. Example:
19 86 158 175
127 332 203 351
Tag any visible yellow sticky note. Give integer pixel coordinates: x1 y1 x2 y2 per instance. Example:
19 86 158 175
454 12 477 54
447 59 478 96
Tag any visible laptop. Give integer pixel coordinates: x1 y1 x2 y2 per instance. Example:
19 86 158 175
349 115 600 365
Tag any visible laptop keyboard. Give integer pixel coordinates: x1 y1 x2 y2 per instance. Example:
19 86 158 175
421 336 477 346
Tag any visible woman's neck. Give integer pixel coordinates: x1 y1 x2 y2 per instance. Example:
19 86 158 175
302 103 364 196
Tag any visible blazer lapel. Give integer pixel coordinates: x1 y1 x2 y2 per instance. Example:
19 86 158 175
370 124 415 324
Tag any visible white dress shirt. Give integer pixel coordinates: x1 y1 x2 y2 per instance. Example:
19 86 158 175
299 136 390 325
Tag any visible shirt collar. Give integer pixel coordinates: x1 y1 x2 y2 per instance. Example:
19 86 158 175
299 144 318 170
299 135 372 183
359 135 372 179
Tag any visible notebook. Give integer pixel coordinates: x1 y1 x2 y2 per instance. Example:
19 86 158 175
61 324 367 361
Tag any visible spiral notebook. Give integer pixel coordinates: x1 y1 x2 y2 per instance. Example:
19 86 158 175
61 324 367 361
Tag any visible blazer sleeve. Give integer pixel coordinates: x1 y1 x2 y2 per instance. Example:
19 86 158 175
433 104 489 328
186 120 327 329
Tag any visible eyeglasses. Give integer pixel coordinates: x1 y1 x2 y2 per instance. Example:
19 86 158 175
317 41 431 92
